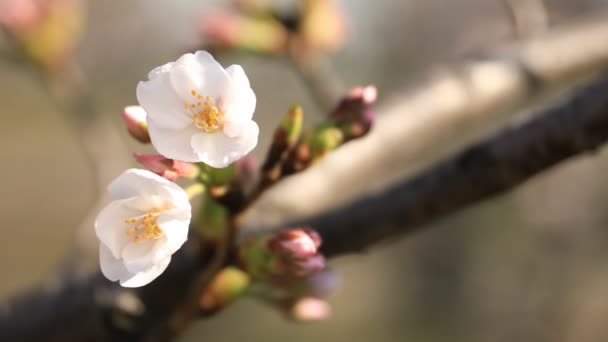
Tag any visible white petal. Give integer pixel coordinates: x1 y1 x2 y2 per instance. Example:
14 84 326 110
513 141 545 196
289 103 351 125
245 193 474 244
223 120 247 138
148 61 175 80
225 64 250 88
119 256 172 288
147 121 200 162
224 65 256 122
136 73 191 130
193 52 235 106
169 63 203 101
95 198 142 259
122 239 168 274
191 120 259 168
157 210 190 253
107 168 187 201
171 52 232 103
99 244 131 282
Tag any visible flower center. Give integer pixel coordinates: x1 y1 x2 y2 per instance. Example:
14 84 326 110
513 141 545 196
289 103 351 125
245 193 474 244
185 89 224 133
124 210 163 243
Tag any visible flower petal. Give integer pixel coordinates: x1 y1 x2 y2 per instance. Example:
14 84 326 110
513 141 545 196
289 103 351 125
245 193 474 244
191 120 259 168
224 65 256 122
121 239 168 274
119 256 172 288
169 63 203 101
137 66 191 130
95 198 142 259
107 168 187 201
170 52 232 103
148 61 175 80
157 210 190 253
99 244 131 282
147 122 200 162
193 51 234 98
225 64 250 88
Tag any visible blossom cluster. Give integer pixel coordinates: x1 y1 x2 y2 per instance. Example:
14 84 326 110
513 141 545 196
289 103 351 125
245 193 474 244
96 51 259 287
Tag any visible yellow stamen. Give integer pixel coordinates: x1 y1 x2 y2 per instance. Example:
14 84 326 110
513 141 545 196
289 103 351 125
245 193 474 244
184 89 224 133
123 210 164 243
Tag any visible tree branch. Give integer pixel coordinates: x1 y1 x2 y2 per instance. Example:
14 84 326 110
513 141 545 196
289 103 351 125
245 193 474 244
308 73 608 256
3 17 608 342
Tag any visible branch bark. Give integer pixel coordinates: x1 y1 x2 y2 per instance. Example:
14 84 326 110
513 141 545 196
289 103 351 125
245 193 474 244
2 17 608 342
308 73 608 256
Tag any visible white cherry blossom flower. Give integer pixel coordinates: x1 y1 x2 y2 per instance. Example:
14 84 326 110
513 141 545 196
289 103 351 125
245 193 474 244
95 169 191 287
136 51 259 168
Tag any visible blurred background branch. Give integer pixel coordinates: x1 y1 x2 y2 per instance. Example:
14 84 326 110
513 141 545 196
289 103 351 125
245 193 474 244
243 17 608 235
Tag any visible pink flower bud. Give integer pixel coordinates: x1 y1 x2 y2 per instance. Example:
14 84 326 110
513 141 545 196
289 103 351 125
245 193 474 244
133 153 198 181
306 268 340 298
268 228 322 260
0 0 41 32
330 85 377 140
122 106 150 143
348 85 377 105
291 297 331 322
292 254 326 277
331 85 377 119
199 9 287 54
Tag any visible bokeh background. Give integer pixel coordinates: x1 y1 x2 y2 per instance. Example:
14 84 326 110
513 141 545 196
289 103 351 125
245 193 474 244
3 0 608 341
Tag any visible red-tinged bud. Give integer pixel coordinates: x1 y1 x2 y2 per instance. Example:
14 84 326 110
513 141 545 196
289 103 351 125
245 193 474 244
305 268 340 298
133 153 198 181
268 228 322 260
330 85 377 140
1 0 84 71
292 254 325 277
121 106 150 143
199 9 288 54
349 85 378 106
0 0 41 32
290 297 331 322
331 85 377 119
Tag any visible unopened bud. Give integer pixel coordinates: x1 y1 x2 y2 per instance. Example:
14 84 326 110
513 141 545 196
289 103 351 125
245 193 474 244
268 228 321 260
199 9 288 54
0 0 41 32
2 0 84 71
304 268 340 298
301 0 348 53
311 127 343 158
200 267 250 313
122 106 150 143
281 104 303 146
133 153 198 181
330 85 377 140
331 85 377 119
292 254 326 277
290 297 331 322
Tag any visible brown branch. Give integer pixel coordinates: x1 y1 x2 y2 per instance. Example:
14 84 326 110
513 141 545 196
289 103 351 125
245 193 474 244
297 73 608 256
0 235 214 342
